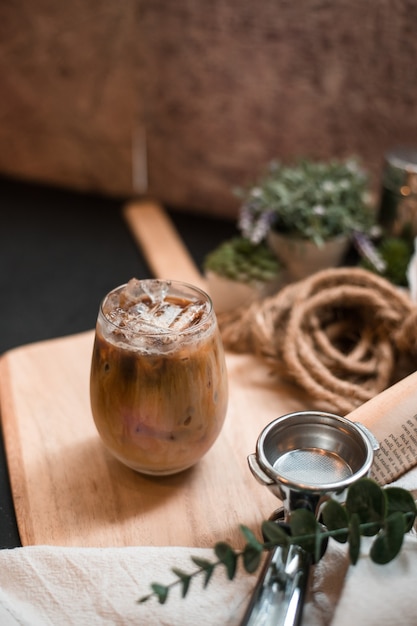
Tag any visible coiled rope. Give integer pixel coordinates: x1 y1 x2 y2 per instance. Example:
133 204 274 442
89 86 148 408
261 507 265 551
218 267 417 414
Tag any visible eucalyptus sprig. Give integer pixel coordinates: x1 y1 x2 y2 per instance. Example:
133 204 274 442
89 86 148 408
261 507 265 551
138 478 417 605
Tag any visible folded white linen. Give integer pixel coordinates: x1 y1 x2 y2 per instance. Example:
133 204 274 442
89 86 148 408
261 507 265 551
0 545 254 626
0 468 416 626
327 467 417 626
0 534 416 626
330 534 417 626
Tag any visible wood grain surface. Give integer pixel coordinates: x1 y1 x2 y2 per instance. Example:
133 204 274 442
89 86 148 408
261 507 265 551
0 332 307 547
0 199 308 547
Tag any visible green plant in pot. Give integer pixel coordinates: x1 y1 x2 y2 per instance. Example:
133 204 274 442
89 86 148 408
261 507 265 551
237 157 376 280
360 233 415 288
203 236 283 313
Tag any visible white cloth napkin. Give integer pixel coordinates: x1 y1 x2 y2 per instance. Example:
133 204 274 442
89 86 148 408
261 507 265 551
0 545 254 626
329 535 417 626
327 467 417 626
0 468 416 626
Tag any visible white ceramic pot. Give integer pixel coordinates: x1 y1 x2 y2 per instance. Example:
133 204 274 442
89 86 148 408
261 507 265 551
205 270 284 314
267 231 351 281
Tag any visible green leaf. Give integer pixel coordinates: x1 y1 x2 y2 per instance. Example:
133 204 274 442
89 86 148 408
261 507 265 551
346 478 385 536
137 594 152 604
151 583 169 604
190 556 216 587
261 520 290 547
214 542 237 580
171 568 192 598
322 499 349 543
349 513 361 565
385 486 417 532
242 544 263 573
239 524 264 551
370 512 405 564
289 509 320 555
190 556 213 569
289 509 327 563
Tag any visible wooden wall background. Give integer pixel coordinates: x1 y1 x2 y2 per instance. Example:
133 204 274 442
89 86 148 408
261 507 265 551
1 1 416 218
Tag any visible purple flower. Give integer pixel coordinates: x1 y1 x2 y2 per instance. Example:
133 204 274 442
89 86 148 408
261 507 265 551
238 202 276 243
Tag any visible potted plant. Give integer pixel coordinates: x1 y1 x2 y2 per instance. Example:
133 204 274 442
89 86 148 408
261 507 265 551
203 236 283 313
359 234 414 287
237 157 376 280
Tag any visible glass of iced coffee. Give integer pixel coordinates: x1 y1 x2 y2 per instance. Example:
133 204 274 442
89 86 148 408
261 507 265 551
90 278 228 475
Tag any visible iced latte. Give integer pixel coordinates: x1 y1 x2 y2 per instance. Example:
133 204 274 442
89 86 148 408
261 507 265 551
90 279 228 475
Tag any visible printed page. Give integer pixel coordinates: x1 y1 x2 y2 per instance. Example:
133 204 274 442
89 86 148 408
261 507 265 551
347 369 417 485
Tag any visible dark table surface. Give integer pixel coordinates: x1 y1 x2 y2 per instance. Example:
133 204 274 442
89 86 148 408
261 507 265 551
0 175 237 549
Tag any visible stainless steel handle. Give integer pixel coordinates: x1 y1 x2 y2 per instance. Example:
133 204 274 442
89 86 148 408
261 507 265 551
239 543 312 626
247 453 275 486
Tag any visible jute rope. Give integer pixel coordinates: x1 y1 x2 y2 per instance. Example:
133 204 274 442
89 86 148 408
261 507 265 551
218 267 417 414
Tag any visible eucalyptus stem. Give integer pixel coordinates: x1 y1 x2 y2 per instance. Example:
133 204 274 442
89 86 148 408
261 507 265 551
138 556 235 605
138 479 417 606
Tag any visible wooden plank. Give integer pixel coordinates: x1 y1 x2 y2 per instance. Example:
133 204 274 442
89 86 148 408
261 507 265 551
123 199 208 291
0 332 307 547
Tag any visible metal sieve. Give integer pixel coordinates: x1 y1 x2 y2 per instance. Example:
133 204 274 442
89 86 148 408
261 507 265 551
273 448 352 485
248 410 377 517
241 411 379 626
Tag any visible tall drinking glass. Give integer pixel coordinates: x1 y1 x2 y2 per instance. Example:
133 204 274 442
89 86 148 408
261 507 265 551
90 278 228 475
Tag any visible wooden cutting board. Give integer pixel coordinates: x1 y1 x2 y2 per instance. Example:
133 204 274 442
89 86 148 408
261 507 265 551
0 200 309 548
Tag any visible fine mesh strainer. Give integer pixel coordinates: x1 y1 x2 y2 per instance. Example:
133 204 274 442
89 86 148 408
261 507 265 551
241 410 379 626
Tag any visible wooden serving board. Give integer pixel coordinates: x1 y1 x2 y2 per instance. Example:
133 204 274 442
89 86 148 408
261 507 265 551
0 334 307 548
2 199 417 549
0 200 309 548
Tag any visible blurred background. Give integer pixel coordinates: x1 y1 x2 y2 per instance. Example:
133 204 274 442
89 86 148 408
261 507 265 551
1 1 417 218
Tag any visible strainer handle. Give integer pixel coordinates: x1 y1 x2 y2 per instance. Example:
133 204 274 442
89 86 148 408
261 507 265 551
239 543 311 626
